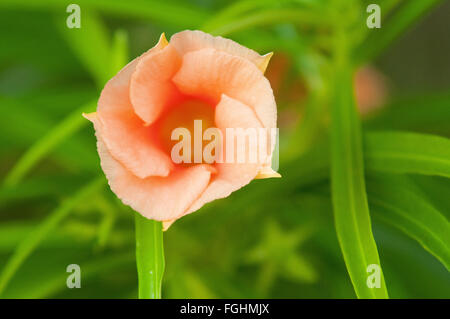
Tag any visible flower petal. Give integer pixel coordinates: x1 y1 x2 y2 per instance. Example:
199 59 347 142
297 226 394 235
97 136 215 221
95 34 174 179
172 48 277 130
129 44 182 125
185 94 264 215
170 30 272 72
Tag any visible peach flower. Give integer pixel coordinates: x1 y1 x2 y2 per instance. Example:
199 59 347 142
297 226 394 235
354 65 388 115
85 30 279 229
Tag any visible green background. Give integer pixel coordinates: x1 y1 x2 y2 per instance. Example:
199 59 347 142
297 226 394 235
0 0 449 298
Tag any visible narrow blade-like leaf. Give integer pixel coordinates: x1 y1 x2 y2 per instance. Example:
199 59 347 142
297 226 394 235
330 55 388 298
365 131 450 178
368 175 450 270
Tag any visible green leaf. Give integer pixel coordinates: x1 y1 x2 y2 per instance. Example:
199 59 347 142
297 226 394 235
206 8 332 36
110 29 129 75
202 0 323 33
202 0 270 32
94 195 118 250
330 31 388 298
367 175 450 270
0 0 208 29
0 95 96 171
3 99 97 187
365 131 450 178
0 177 105 295
55 9 111 88
282 130 450 186
245 220 318 294
2 28 129 187
411 175 450 219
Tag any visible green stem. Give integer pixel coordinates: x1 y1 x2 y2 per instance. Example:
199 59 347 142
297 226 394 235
134 213 165 299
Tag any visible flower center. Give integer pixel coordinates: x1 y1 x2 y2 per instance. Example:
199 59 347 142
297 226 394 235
155 98 216 164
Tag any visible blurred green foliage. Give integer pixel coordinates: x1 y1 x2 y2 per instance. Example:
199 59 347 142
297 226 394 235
0 0 449 298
